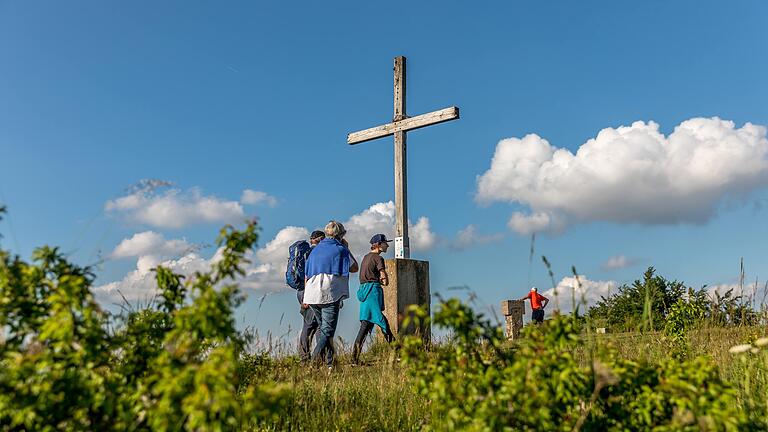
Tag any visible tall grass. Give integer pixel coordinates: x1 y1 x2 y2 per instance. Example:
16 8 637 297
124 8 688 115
240 323 768 431
247 352 426 431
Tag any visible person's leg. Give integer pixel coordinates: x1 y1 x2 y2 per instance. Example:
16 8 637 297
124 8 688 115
307 308 320 341
310 304 328 364
299 307 316 362
321 301 341 367
352 320 374 364
311 302 340 367
381 315 395 343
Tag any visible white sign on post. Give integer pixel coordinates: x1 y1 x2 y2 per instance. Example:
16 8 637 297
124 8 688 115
394 236 405 259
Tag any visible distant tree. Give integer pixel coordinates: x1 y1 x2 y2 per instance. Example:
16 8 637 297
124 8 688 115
709 287 759 326
587 267 762 332
587 267 686 332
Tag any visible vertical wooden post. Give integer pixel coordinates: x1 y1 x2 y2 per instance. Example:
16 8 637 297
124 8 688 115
393 56 410 259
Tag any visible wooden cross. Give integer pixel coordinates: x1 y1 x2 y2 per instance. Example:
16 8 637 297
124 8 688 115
347 56 459 259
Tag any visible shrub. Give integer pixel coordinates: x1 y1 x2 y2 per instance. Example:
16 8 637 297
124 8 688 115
0 219 288 431
403 298 748 431
587 267 686 332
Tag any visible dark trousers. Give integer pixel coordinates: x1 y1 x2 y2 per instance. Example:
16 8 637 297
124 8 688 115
298 306 319 362
352 318 394 363
532 308 545 323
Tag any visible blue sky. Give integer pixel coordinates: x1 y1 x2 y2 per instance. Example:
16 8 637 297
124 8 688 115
2 1 768 345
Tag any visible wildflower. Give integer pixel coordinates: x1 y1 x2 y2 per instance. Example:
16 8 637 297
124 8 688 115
729 344 752 354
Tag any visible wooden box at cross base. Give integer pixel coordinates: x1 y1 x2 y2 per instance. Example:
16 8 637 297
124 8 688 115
500 299 525 340
383 258 430 342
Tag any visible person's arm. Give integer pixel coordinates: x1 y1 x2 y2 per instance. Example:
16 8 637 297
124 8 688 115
375 255 388 286
380 269 389 286
341 238 359 273
541 296 549 309
519 293 530 301
349 254 359 273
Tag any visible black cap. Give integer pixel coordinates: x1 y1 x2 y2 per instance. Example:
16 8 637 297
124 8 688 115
369 234 392 244
310 230 325 240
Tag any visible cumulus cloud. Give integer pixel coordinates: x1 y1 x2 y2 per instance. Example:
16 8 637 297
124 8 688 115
541 275 618 313
241 189 278 207
451 224 504 250
706 280 767 301
95 252 218 302
477 118 768 234
410 217 437 251
95 202 436 301
106 187 245 229
340 201 437 258
601 255 640 271
110 231 194 259
96 227 309 302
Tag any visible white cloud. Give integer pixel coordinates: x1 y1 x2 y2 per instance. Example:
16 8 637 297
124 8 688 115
706 281 765 301
410 217 437 251
95 202 436 301
476 118 768 234
507 212 566 236
601 255 639 271
452 224 505 250
541 275 618 313
241 189 278 207
340 201 437 258
111 231 193 259
106 187 245 229
95 252 216 302
247 226 310 291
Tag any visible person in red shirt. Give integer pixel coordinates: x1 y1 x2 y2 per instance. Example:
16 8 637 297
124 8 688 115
520 287 549 323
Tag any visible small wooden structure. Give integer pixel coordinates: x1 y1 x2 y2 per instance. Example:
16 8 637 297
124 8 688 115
500 299 525 340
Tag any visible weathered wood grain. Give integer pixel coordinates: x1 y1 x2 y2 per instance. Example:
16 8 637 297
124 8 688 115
347 106 459 145
393 57 410 258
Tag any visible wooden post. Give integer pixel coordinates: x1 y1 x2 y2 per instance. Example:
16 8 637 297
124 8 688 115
346 57 461 341
393 56 409 259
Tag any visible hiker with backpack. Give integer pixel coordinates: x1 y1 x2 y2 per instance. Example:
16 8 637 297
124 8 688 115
352 234 395 365
303 220 358 369
285 230 326 362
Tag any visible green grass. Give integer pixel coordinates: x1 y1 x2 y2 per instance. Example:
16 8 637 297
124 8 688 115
247 348 427 431
245 325 768 431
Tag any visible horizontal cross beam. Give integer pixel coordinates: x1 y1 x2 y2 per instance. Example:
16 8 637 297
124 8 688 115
347 106 459 145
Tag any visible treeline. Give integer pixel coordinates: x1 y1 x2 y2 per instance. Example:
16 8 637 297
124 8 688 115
586 267 765 332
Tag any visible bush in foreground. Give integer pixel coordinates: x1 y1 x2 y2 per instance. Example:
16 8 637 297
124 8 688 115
0 220 287 431
403 298 755 431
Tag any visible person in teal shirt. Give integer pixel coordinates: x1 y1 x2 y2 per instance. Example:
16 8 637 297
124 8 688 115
352 234 395 365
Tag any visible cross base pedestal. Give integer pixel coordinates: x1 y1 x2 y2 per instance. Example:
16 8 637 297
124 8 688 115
383 258 430 342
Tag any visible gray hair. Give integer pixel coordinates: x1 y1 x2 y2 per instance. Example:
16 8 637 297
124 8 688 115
324 220 346 240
